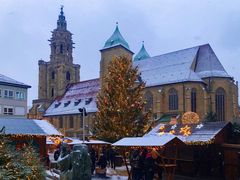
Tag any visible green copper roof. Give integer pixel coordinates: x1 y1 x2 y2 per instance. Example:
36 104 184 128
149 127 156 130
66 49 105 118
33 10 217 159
134 42 150 61
103 23 130 50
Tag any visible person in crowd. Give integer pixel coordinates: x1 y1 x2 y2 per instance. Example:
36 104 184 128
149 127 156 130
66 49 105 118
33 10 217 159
130 149 143 180
97 152 107 178
54 147 61 161
144 150 155 180
151 148 163 179
109 147 116 169
90 147 96 175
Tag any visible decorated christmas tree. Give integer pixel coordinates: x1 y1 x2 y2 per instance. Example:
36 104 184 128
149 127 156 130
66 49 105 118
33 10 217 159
95 56 151 142
0 135 45 179
20 144 45 180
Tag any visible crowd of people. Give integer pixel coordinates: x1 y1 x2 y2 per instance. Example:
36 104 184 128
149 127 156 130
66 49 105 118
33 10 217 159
53 144 117 177
52 144 163 179
130 148 163 180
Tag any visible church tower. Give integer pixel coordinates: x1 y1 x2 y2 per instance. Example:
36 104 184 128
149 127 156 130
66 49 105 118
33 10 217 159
29 7 80 119
100 23 133 87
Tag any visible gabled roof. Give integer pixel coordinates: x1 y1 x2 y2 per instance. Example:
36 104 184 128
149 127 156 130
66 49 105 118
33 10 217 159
195 44 230 78
0 74 31 88
145 121 230 144
0 118 62 136
102 23 130 51
134 42 150 61
44 78 99 116
134 45 202 87
112 136 183 147
134 44 230 88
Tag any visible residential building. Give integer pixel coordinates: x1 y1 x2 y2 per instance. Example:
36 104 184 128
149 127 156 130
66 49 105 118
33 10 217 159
0 74 31 118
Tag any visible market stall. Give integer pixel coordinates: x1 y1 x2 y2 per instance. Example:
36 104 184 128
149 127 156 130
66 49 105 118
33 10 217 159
112 136 185 180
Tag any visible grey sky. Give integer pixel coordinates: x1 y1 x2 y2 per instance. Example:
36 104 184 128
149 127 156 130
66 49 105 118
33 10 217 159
0 0 239 106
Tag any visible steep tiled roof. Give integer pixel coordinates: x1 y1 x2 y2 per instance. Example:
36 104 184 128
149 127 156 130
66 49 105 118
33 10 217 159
0 74 31 88
44 44 231 116
44 78 99 116
134 44 230 88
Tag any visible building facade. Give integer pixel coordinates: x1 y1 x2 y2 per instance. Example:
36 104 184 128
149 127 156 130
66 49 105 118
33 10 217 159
36 10 238 137
0 74 31 118
29 7 80 119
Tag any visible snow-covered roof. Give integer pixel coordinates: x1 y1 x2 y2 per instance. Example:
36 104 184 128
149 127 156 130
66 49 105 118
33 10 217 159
0 74 31 88
112 136 181 147
44 44 231 116
134 44 230 87
0 118 62 136
84 139 111 145
145 121 230 143
44 78 99 116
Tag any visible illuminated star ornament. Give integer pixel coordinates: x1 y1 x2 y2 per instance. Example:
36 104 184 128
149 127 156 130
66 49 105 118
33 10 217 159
180 125 191 136
196 123 204 129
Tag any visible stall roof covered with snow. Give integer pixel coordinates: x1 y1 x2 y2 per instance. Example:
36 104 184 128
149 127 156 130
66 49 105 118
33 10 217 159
0 118 62 136
44 78 99 116
145 121 231 145
112 136 184 147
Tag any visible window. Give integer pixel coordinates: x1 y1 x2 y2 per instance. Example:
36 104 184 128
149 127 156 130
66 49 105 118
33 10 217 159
4 90 13 99
60 44 63 54
169 88 178 110
144 91 153 111
215 88 225 121
59 117 63 128
51 71 55 80
66 71 70 81
64 101 71 107
4 107 13 115
69 116 74 128
191 88 197 112
51 88 54 97
16 92 25 100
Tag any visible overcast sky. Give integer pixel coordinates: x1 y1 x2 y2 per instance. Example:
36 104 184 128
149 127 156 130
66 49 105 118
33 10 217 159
0 0 240 106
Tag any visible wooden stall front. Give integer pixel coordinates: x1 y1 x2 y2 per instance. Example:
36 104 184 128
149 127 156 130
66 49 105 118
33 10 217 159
112 136 185 180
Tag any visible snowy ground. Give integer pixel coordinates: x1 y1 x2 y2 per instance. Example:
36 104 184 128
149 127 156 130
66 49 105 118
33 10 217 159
46 166 129 180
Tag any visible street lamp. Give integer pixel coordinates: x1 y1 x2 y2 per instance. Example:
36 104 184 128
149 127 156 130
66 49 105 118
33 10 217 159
78 107 87 143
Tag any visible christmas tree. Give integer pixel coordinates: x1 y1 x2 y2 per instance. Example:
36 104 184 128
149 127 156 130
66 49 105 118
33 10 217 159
20 144 46 180
95 56 151 142
0 135 45 179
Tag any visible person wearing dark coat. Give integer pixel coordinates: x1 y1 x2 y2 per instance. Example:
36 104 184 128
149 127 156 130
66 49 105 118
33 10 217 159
130 149 143 180
54 148 61 161
90 147 96 175
97 153 107 169
109 147 116 169
144 152 155 180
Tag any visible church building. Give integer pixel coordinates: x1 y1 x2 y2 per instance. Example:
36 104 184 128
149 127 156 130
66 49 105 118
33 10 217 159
30 8 239 137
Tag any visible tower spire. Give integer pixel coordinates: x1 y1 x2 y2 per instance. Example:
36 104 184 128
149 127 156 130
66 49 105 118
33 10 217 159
57 5 67 29
134 41 150 61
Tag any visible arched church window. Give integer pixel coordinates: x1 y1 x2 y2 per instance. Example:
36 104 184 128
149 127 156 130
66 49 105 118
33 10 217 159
215 88 225 121
51 88 54 97
60 44 63 54
144 91 153 111
69 116 74 128
51 71 55 80
59 117 63 128
191 88 197 112
66 71 71 81
169 88 178 110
